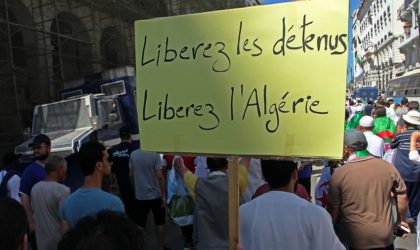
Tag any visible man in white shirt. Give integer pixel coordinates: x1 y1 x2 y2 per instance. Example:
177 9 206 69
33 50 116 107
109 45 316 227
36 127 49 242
358 116 385 158
31 155 70 250
376 99 398 124
239 159 344 250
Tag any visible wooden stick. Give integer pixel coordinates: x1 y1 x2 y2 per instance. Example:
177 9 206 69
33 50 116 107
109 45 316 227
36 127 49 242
227 156 239 250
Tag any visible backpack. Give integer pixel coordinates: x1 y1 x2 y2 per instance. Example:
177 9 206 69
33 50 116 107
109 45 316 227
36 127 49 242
0 169 19 198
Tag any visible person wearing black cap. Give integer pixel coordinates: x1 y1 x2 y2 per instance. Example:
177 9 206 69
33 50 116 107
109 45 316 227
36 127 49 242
19 133 51 250
328 129 409 249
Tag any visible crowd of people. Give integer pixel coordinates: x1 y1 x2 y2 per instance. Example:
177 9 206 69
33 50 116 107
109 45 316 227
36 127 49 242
0 97 419 250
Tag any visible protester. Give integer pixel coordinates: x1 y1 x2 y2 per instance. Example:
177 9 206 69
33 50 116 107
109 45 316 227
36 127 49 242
345 109 351 130
373 107 396 148
408 130 420 244
315 160 341 208
358 115 385 157
129 146 166 250
58 211 144 250
242 158 263 202
31 155 70 250
376 98 398 124
174 157 249 250
396 97 409 134
193 156 208 178
19 134 51 249
390 110 420 222
297 162 312 195
0 197 28 250
364 99 374 116
408 100 419 111
252 178 311 202
0 152 21 202
347 105 364 129
107 126 137 217
240 159 344 250
60 141 125 231
328 129 409 249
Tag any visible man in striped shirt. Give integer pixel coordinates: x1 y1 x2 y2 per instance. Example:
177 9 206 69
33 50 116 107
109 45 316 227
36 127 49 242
390 110 420 221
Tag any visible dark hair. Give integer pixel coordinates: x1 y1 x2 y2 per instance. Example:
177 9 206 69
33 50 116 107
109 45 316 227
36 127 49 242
2 153 19 166
367 100 373 105
261 160 297 189
119 127 131 141
58 211 144 250
206 157 228 172
375 107 387 117
2 153 20 171
345 109 349 120
78 141 106 176
0 198 28 250
408 101 419 111
401 97 409 106
404 120 417 129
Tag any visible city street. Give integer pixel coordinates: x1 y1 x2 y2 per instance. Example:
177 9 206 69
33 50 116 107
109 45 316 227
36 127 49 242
140 167 418 250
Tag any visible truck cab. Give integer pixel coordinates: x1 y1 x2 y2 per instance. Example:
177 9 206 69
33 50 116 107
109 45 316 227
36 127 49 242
15 66 138 161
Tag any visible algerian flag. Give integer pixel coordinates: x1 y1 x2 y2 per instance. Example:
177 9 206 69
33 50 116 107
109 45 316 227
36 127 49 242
355 53 364 79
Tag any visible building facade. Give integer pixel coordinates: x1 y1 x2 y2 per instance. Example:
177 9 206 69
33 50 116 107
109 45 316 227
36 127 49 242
398 0 420 71
384 0 420 99
352 0 405 94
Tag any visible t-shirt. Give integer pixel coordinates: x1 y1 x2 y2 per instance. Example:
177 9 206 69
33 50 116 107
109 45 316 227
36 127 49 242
60 188 125 228
108 142 137 197
19 161 46 197
328 156 406 249
390 129 420 182
240 191 345 250
31 181 70 250
0 169 20 202
129 149 163 200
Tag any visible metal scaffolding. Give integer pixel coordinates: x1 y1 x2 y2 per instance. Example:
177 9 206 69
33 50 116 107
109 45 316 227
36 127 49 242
0 0 167 156
166 0 246 16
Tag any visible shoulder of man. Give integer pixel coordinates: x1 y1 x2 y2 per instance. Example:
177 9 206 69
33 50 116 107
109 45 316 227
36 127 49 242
105 192 125 210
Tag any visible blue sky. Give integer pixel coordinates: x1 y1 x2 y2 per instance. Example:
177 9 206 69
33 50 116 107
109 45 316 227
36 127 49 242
263 0 361 84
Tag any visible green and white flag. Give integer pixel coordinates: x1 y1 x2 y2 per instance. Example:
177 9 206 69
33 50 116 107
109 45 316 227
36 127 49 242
355 53 364 79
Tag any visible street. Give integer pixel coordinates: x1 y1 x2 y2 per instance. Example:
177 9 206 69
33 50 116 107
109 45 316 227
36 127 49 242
141 168 418 250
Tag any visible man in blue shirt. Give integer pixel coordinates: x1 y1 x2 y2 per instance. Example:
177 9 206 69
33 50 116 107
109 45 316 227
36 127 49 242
19 133 51 250
60 141 125 231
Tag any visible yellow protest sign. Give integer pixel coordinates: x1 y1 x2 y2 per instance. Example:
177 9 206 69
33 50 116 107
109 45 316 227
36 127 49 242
135 0 348 159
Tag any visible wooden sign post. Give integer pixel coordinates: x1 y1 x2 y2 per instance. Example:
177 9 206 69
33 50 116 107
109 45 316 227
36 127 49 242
227 157 240 250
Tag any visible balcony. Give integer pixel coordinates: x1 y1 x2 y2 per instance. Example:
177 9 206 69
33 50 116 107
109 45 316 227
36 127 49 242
399 29 420 51
398 1 414 22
